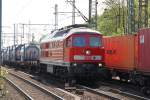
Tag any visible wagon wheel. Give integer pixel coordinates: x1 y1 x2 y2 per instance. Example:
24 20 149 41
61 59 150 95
141 87 150 96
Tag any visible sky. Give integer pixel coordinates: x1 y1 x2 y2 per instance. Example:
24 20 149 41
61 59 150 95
2 0 106 47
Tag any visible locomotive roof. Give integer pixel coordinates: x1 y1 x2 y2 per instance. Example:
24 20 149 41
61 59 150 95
41 27 101 43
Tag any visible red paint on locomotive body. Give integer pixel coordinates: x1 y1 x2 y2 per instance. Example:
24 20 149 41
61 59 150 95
40 26 104 66
64 34 104 63
39 25 105 80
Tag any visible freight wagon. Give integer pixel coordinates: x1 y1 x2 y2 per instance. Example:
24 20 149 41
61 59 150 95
103 35 137 80
103 28 150 95
3 43 40 69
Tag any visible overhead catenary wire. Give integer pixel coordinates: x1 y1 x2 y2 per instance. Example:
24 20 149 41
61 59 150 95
67 1 89 22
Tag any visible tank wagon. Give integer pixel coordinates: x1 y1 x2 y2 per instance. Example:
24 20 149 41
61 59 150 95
39 24 105 82
20 43 40 67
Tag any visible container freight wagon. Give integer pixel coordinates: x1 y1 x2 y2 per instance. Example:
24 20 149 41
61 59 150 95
103 35 137 77
103 30 150 95
137 28 150 75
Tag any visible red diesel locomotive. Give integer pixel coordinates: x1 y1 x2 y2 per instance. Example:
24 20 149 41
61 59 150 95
39 24 105 82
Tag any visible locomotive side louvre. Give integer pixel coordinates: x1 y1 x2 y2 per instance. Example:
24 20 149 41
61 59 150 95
40 30 69 74
40 39 64 66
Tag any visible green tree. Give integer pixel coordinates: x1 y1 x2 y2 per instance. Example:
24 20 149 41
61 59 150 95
97 0 150 36
97 0 127 36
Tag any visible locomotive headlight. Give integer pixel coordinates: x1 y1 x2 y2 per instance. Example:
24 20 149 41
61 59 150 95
73 63 77 66
98 63 102 67
86 50 91 55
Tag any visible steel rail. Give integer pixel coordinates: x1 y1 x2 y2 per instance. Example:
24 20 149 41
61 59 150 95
9 72 64 100
5 77 34 100
78 85 121 100
78 85 150 100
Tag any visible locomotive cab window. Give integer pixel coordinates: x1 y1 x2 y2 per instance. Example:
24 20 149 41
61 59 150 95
90 37 101 47
73 36 86 47
66 38 72 47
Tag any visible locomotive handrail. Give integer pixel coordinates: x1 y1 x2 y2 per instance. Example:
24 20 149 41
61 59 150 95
58 24 89 31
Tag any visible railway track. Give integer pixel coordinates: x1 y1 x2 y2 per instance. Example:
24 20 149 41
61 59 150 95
8 69 107 100
5 67 113 100
5 77 34 100
6 67 150 100
6 72 64 100
99 80 150 99
77 84 150 100
5 67 79 100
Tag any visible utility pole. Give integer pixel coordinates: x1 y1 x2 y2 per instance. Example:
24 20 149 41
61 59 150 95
122 0 126 34
21 24 25 44
32 33 34 42
127 0 135 34
72 0 75 25
0 0 2 65
14 24 16 46
54 4 58 30
66 0 76 25
28 21 31 43
89 0 92 24
16 24 18 45
138 0 148 29
19 23 52 44
89 0 98 29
